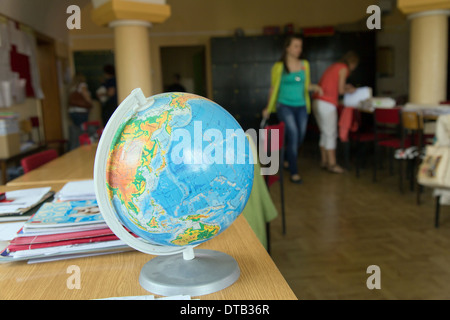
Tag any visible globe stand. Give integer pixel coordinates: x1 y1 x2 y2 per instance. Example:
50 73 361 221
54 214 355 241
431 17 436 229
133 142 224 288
139 247 240 297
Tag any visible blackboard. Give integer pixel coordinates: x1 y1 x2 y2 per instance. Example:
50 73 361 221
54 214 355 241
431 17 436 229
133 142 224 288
211 32 376 131
73 50 115 99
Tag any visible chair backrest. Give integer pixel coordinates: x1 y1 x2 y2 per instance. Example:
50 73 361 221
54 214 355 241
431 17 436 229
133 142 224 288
79 133 92 146
21 149 58 173
96 128 103 138
374 108 401 125
402 111 423 130
81 121 101 132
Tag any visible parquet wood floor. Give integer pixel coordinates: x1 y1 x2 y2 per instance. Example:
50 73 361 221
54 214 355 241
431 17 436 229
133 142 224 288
267 142 450 299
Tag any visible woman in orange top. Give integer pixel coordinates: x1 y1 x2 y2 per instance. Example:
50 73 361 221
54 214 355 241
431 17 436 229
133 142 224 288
312 51 359 173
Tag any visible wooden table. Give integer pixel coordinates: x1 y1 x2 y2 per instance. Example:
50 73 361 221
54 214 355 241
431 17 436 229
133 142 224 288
0 151 297 299
6 144 97 187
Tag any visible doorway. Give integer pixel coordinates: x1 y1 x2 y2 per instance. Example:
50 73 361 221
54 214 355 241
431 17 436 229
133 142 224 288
160 45 206 96
36 35 64 146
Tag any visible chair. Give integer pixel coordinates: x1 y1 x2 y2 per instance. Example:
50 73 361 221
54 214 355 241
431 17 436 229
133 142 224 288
79 133 92 146
81 121 101 134
96 128 104 139
261 121 286 235
372 108 411 188
81 120 103 144
399 111 425 195
345 109 376 177
409 112 436 205
21 149 58 173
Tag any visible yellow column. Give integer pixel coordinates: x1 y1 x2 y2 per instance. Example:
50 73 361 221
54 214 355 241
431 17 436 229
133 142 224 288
91 0 171 102
110 20 152 101
408 10 450 104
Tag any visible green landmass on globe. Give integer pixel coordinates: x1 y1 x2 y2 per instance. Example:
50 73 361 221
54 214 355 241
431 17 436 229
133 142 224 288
105 92 254 247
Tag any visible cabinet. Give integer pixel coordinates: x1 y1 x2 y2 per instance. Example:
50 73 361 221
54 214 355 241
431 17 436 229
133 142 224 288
211 32 376 131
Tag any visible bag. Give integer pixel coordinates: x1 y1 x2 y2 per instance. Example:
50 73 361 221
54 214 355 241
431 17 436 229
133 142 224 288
417 145 450 188
69 91 92 109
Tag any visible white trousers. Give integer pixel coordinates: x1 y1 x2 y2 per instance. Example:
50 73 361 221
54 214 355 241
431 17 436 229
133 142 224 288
312 99 338 150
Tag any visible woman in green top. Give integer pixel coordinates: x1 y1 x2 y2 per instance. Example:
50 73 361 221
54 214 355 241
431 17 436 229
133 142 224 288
263 35 322 184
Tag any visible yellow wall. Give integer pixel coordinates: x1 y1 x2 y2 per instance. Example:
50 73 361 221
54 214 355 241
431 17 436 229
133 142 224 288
152 0 373 32
70 0 377 98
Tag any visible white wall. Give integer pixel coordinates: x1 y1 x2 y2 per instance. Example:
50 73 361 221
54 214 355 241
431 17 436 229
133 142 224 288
0 0 90 43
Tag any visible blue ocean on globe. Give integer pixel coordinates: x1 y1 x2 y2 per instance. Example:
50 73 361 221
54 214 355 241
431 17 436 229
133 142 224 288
107 92 254 247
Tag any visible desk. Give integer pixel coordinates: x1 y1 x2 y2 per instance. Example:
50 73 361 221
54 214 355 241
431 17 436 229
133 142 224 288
6 144 97 187
0 183 296 300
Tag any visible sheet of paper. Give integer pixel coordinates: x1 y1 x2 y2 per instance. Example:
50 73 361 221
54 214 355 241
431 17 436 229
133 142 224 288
57 180 96 200
343 86 372 107
12 239 126 258
0 205 22 214
5 187 51 208
0 221 25 241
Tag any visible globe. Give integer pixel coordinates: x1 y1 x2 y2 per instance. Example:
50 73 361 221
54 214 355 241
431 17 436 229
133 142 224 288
94 88 255 296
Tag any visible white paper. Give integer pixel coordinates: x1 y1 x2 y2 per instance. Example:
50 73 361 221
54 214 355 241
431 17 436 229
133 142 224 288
0 221 25 240
57 180 96 201
4 187 51 208
25 32 44 99
7 20 17 48
343 86 372 107
1 80 12 107
26 250 131 264
0 205 23 214
15 29 26 55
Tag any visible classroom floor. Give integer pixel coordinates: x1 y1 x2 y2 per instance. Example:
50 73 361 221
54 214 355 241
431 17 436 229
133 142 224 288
268 139 450 300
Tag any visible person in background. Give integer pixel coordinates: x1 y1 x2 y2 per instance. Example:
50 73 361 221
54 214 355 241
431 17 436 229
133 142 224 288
262 35 323 184
67 73 92 150
312 51 359 173
167 73 186 92
68 73 92 128
97 64 117 126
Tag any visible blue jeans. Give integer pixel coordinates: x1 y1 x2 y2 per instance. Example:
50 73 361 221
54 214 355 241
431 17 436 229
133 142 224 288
276 104 308 176
69 112 89 128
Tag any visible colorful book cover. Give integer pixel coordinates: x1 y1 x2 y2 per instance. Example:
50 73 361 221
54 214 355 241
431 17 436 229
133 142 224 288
24 200 103 230
6 235 120 252
9 228 115 245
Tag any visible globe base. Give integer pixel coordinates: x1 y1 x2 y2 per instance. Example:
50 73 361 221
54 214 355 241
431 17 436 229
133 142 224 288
139 249 240 297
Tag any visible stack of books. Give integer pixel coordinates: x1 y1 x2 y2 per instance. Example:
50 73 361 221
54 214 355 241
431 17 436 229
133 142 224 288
0 112 19 135
1 181 133 263
0 187 54 222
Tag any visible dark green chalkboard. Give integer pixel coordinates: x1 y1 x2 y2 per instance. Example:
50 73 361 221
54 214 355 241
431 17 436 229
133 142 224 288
73 50 115 98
